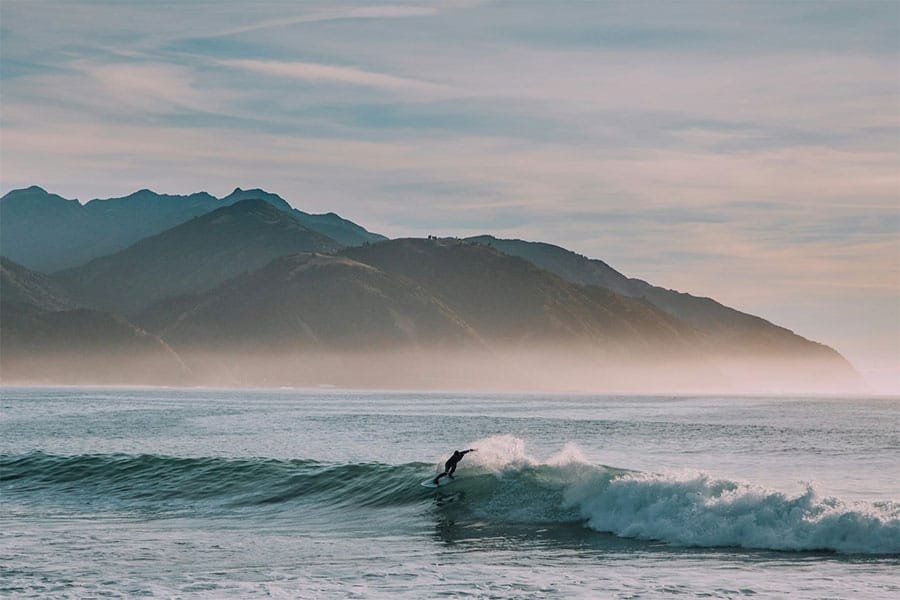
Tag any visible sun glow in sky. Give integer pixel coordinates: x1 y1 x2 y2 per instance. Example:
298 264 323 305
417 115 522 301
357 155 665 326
1 1 897 392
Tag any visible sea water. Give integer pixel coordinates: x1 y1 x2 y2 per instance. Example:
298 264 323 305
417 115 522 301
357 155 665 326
1 387 898 598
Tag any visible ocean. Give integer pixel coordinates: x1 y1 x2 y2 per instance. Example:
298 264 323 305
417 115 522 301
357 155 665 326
1 387 898 598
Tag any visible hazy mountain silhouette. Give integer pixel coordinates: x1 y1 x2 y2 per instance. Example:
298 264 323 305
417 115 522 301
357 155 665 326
0 186 219 272
138 252 481 351
1 256 81 311
341 238 697 353
136 243 721 389
142 237 700 352
57 199 343 316
0 300 187 385
0 258 187 383
0 186 384 272
466 235 846 358
0 187 863 391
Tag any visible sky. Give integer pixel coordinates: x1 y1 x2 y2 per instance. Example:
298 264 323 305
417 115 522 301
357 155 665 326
1 0 898 392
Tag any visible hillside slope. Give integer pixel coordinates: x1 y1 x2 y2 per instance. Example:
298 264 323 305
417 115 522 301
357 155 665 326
342 238 697 354
466 235 853 365
0 301 187 385
139 252 480 350
1 257 81 311
58 199 342 316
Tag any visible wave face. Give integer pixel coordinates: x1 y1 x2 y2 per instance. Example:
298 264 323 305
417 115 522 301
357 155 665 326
3 436 898 555
0 452 430 510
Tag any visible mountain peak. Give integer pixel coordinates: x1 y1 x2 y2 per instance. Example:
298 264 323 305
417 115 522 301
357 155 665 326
58 197 343 316
0 186 81 214
2 185 60 202
102 188 162 202
220 187 292 211
209 197 293 219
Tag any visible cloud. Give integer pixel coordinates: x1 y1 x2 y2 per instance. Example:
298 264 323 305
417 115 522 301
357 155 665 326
219 59 448 94
78 62 221 114
194 5 440 39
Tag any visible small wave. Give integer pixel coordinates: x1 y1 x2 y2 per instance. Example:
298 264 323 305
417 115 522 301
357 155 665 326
0 452 429 509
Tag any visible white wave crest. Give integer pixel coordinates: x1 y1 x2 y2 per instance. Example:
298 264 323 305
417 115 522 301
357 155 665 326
462 435 900 554
565 471 900 554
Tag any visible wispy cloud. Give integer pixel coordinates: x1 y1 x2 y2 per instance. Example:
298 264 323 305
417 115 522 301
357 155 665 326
194 5 440 40
219 59 448 94
79 62 220 114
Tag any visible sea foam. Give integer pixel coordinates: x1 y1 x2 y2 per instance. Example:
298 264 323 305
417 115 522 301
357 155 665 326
463 435 900 555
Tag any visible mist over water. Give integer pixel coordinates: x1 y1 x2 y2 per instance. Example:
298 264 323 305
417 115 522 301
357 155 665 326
1 387 898 598
1 347 869 395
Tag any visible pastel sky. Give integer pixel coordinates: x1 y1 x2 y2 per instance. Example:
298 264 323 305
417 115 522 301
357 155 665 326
1 1 898 392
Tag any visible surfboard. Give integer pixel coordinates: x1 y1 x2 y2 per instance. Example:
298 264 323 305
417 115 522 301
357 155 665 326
421 475 456 488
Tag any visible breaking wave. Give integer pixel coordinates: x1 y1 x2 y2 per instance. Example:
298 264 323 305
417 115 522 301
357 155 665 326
3 435 898 555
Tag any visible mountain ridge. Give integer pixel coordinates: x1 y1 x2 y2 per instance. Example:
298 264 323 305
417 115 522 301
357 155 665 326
56 199 343 316
0 185 385 272
465 235 846 361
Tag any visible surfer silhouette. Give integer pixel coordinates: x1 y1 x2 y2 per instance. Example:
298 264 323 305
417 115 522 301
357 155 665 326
433 449 475 485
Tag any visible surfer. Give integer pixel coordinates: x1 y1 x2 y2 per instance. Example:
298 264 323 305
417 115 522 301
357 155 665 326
433 449 475 485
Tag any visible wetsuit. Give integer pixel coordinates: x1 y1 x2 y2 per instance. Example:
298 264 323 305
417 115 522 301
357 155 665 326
433 449 473 484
